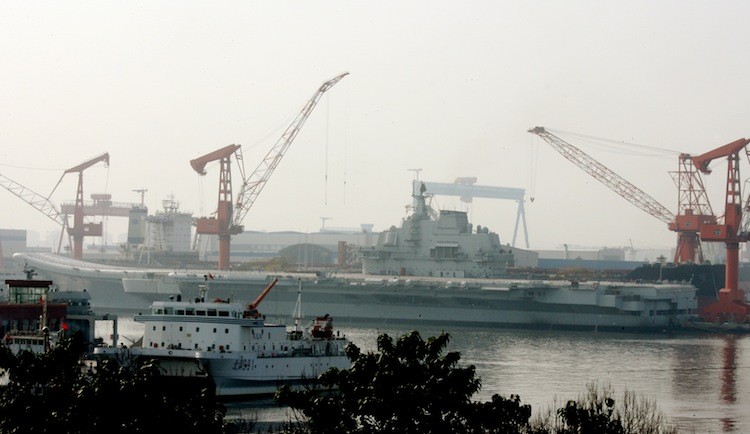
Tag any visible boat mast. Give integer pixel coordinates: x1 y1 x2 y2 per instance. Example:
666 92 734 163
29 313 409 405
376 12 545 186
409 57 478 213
42 284 50 352
293 279 303 334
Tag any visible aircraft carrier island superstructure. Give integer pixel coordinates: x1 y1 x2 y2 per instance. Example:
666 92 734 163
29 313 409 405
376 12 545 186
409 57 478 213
361 183 514 278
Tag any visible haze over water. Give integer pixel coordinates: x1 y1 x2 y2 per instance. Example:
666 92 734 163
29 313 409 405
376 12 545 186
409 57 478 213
107 316 749 433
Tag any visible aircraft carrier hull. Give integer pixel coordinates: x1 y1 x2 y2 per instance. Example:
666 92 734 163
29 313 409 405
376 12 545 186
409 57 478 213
123 274 696 331
15 253 697 331
14 253 164 311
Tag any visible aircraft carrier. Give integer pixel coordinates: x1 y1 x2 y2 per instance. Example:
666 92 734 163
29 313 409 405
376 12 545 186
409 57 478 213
14 184 698 331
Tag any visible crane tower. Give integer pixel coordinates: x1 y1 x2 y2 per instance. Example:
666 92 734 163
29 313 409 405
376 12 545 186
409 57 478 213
192 72 348 270
691 138 750 323
49 153 110 259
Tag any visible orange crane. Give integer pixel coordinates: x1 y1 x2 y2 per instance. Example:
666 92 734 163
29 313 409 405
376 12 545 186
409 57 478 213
50 153 110 259
243 277 279 318
691 138 750 323
192 72 349 270
529 127 715 264
191 144 243 269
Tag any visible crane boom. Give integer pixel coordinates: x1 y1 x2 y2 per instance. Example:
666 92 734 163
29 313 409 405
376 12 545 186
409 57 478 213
0 173 72 254
231 72 349 232
0 173 68 228
190 144 242 176
63 152 110 175
690 138 750 174
244 278 279 318
528 126 675 224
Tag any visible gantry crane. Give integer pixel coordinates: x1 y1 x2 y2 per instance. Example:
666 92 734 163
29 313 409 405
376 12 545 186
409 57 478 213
50 153 110 259
192 72 349 270
691 138 750 323
528 127 716 264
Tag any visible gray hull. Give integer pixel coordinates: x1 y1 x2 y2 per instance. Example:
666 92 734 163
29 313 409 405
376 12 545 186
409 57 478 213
14 253 696 330
128 274 696 331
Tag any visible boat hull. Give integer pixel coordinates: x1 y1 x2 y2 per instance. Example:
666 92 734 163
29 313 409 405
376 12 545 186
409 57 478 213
95 344 350 397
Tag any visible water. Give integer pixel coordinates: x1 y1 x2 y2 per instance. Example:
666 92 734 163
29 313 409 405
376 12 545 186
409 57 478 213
99 316 750 433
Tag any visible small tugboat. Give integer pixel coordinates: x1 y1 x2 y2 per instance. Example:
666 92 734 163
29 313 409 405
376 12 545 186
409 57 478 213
1 265 103 355
94 278 351 397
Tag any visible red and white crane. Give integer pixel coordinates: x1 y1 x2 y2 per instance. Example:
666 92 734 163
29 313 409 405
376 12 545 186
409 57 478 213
0 173 71 253
529 127 715 264
191 72 349 270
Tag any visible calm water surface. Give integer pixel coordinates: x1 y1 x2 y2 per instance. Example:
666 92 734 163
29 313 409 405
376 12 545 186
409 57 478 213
103 316 750 433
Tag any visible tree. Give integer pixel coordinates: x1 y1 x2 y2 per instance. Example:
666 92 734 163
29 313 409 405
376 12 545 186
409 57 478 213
0 333 232 434
276 331 533 433
531 383 678 434
277 331 678 434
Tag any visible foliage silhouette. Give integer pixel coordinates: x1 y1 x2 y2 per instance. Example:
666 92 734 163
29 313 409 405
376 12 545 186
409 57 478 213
0 333 232 434
277 331 533 433
277 331 678 434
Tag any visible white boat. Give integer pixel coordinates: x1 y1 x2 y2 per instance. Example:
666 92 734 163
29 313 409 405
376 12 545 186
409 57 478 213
94 279 351 397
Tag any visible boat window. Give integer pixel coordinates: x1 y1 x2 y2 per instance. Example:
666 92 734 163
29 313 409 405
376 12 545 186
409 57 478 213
218 311 229 317
225 328 229 334
213 328 217 333
164 308 174 315
196 310 206 316
186 309 194 316
155 308 163 315
176 310 185 315
207 309 217 317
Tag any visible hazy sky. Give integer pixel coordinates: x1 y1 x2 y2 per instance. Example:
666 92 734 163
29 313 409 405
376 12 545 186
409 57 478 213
2 1 750 252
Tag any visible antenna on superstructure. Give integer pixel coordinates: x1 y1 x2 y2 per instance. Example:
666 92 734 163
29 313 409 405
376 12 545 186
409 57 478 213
407 168 423 209
132 189 148 206
320 217 331 231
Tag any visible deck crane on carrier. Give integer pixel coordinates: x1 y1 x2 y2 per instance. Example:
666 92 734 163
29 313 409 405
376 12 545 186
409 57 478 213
191 72 349 270
528 127 717 264
690 137 750 323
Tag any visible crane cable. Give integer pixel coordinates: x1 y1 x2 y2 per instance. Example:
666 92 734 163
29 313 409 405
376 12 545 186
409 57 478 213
324 93 330 206
343 81 349 205
0 162 62 171
527 134 538 203
546 128 682 157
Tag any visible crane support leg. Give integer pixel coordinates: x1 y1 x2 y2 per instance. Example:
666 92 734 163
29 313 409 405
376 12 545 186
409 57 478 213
218 234 231 271
700 240 750 323
674 232 702 264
